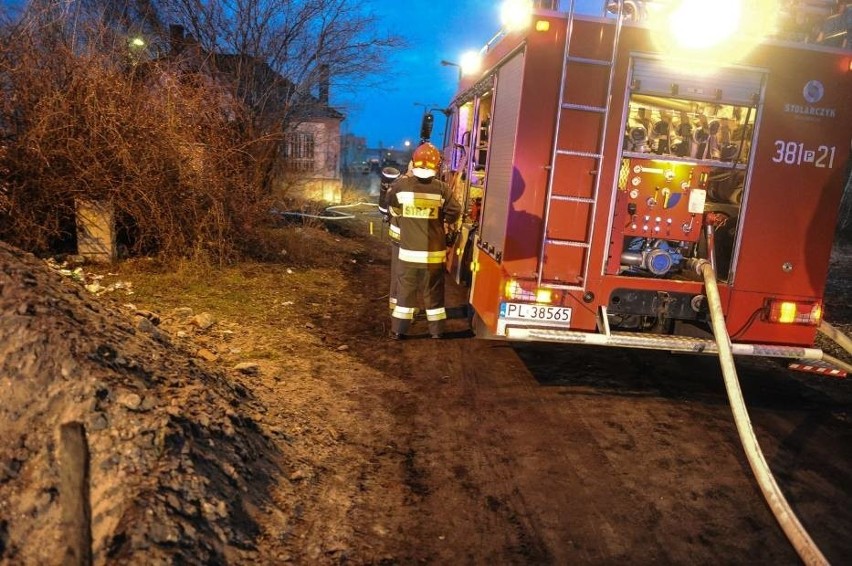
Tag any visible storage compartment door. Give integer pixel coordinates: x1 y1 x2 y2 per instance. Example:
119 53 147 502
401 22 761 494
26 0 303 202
478 50 525 261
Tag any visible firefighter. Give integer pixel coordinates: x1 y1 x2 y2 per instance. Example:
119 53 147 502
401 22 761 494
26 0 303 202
377 166 401 311
387 142 461 340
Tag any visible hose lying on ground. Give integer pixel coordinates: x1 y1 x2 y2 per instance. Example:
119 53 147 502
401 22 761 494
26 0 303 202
821 352 852 375
273 201 379 221
691 258 829 566
818 320 852 359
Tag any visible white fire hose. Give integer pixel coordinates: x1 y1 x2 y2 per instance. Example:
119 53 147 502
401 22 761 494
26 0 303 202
818 321 852 373
273 201 380 221
690 258 829 566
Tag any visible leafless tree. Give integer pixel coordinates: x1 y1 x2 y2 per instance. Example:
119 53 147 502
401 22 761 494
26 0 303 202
0 0 397 260
152 0 398 192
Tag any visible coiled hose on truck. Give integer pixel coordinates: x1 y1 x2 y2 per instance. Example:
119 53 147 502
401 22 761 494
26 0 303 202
689 258 828 566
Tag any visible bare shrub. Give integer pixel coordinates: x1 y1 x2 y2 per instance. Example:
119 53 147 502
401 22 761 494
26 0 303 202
0 0 398 262
0 17 266 262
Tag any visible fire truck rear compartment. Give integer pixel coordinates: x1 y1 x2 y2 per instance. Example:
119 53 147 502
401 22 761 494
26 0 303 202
445 7 849 353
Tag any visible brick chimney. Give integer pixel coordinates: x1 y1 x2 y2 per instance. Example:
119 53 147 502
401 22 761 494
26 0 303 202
169 24 185 54
319 64 330 105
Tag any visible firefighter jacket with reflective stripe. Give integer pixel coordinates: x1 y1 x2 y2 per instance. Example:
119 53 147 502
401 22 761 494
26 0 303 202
379 179 401 242
388 220 400 242
388 176 461 264
378 179 392 218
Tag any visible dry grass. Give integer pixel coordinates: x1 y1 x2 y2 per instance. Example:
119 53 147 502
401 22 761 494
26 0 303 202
113 219 378 317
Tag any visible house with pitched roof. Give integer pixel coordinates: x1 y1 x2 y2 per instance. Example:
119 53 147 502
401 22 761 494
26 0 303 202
170 26 345 203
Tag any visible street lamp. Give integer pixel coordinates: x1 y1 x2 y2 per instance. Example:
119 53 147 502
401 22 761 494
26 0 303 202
414 102 442 112
441 60 462 81
127 36 147 67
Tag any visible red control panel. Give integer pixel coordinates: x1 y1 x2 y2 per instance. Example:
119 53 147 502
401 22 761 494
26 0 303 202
607 158 710 273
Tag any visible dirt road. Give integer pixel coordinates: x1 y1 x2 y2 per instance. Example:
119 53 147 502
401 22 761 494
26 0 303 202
282 327 851 564
2 222 850 565
243 224 852 565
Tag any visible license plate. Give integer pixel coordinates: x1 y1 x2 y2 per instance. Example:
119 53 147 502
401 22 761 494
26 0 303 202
500 302 572 325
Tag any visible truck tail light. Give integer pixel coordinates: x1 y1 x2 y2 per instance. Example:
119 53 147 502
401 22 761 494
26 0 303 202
535 288 553 303
764 299 822 326
504 279 557 304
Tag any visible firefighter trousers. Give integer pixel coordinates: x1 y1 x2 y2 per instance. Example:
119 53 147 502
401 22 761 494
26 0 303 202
391 262 446 336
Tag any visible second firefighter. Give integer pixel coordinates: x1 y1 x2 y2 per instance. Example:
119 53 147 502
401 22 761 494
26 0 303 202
387 142 461 339
377 165 402 311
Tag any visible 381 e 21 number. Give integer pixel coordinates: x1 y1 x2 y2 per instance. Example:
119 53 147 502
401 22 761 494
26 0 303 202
772 140 836 168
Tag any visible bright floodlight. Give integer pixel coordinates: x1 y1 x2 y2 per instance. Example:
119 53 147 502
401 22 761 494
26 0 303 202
130 37 145 48
459 50 482 76
668 0 741 49
500 0 533 32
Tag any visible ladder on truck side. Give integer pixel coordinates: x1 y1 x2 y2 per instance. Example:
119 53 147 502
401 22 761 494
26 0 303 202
537 1 626 290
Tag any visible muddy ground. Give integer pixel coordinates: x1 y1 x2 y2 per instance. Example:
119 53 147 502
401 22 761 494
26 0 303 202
1 213 851 565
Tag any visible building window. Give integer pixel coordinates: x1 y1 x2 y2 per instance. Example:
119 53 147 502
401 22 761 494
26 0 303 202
285 132 315 172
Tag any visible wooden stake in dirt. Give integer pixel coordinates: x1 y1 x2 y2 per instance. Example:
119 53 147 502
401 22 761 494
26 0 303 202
59 422 92 566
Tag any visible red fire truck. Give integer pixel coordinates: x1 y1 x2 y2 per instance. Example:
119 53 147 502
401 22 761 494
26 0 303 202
442 1 851 362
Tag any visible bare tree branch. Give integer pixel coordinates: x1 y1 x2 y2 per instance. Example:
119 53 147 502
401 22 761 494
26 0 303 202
0 0 400 260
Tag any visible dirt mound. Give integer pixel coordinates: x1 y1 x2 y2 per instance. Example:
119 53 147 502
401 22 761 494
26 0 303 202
0 242 279 564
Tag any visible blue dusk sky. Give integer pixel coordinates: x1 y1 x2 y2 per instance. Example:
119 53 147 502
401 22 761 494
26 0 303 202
0 0 606 149
340 0 605 150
